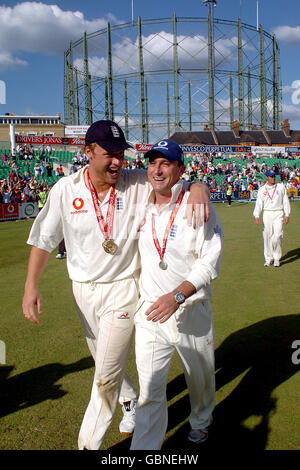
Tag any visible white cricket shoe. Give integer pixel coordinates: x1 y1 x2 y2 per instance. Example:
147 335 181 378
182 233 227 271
119 400 136 435
264 260 271 266
274 260 280 267
187 427 209 443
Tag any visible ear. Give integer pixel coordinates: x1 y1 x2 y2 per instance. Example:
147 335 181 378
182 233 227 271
179 164 186 176
85 145 93 160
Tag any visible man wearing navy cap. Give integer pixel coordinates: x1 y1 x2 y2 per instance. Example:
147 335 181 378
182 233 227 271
253 169 291 266
22 122 210 450
131 139 224 449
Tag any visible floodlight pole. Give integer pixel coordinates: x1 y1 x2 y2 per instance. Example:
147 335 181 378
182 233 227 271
203 0 217 129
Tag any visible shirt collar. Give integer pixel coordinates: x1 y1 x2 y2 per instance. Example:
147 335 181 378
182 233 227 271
78 165 124 194
147 180 184 211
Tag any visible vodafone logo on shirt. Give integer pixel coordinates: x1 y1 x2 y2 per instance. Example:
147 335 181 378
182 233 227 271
70 198 88 214
73 198 84 210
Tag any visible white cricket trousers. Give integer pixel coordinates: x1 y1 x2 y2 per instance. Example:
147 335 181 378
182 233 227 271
72 277 139 450
130 299 216 450
262 210 284 262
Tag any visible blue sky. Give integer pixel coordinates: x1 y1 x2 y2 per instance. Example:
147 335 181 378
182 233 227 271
1 0 300 129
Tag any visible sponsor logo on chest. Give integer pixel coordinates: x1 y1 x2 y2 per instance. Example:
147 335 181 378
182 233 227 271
70 197 88 215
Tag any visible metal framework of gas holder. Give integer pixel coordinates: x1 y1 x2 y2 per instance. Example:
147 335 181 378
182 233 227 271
64 14 282 144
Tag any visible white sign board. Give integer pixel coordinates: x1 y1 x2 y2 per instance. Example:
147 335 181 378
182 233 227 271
20 202 39 218
251 146 285 154
65 126 89 136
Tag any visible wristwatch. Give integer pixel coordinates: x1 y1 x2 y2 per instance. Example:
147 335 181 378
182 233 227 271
173 289 186 305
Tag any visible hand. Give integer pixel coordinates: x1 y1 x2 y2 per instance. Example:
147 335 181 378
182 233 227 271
254 217 260 225
22 287 43 325
284 216 289 224
145 293 179 323
185 184 210 228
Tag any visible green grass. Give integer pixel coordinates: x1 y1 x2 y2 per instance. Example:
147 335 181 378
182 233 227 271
0 201 299 450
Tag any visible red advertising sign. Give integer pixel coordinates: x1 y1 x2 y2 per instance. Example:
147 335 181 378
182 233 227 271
15 135 85 146
135 143 153 152
44 136 64 145
15 135 63 145
68 137 85 146
15 135 44 144
1 203 19 219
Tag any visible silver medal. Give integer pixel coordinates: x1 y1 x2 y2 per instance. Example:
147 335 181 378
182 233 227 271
159 260 168 270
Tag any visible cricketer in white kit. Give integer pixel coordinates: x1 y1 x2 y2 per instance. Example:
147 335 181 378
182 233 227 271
130 140 224 450
22 121 210 451
253 169 290 267
24 143 148 450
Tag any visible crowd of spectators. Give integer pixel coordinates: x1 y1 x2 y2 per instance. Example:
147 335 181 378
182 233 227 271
122 150 300 194
69 150 89 174
178 151 300 194
0 146 92 207
1 146 300 208
0 173 51 207
0 145 53 207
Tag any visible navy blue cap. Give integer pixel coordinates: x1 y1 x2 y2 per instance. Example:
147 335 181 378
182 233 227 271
85 120 133 152
266 169 275 177
144 139 184 164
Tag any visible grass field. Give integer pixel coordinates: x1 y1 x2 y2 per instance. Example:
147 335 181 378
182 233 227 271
0 201 299 451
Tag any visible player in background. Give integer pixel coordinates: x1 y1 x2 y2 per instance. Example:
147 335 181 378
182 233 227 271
253 169 290 267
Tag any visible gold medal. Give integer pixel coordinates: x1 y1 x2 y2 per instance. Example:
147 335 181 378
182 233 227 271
102 239 118 255
87 170 118 255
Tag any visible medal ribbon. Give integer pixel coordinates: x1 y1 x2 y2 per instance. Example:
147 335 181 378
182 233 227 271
86 169 117 241
151 188 185 262
264 183 277 201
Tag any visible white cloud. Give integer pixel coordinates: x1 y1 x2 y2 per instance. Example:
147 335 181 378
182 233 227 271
273 25 300 44
282 102 300 121
282 85 294 95
74 30 238 77
0 2 118 70
0 52 28 71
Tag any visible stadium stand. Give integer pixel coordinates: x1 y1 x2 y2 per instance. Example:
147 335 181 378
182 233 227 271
1 140 299 206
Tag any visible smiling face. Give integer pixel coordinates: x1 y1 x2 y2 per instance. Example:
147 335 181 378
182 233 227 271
85 143 124 188
266 175 276 186
147 154 185 199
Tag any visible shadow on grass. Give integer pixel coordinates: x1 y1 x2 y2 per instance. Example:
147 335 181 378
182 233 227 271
280 247 300 266
0 356 94 418
109 313 300 451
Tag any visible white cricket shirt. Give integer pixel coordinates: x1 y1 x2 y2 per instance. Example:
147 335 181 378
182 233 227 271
27 167 151 282
253 183 291 218
138 182 224 306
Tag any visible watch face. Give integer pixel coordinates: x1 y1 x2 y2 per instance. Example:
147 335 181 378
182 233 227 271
175 292 185 304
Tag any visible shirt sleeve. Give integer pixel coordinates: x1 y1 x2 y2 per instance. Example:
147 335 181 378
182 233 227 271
282 185 291 216
253 188 263 218
27 181 64 252
186 203 224 291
